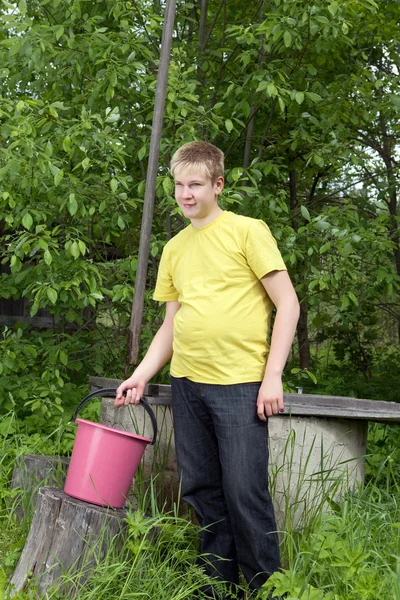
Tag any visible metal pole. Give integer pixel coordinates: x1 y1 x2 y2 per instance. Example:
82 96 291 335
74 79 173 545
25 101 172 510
126 0 177 374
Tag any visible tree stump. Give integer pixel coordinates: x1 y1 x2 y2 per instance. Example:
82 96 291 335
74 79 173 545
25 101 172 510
9 486 126 598
10 454 70 522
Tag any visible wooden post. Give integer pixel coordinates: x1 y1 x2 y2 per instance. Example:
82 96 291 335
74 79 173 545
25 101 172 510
126 0 177 374
9 487 126 598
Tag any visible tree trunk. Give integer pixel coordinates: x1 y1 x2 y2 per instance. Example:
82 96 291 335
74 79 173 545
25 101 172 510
9 487 126 598
379 114 400 341
199 0 209 52
297 301 311 369
289 168 311 369
243 104 257 171
243 3 264 171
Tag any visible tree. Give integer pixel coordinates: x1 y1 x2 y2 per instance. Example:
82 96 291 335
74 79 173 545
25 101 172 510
1 0 398 398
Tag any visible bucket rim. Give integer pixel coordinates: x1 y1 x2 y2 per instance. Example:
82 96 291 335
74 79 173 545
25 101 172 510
75 418 152 444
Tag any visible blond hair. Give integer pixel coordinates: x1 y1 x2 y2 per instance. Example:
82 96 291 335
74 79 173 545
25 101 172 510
170 141 224 183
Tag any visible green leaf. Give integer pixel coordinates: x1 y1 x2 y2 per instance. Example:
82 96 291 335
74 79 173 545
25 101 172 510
9 39 22 56
328 2 339 16
267 83 278 97
117 216 125 230
163 177 173 195
91 292 104 300
256 81 269 93
225 119 233 133
340 295 350 309
283 31 292 47
313 154 324 167
55 26 64 40
68 193 78 216
54 168 64 186
390 94 400 110
138 144 147 161
82 157 90 171
320 242 331 254
49 106 58 118
78 240 86 255
18 0 26 15
314 219 331 231
30 302 40 317
305 92 322 103
70 241 80 258
63 136 71 152
47 287 58 304
22 212 33 230
300 205 311 221
348 291 358 305
295 91 305 105
59 350 68 365
44 140 53 157
44 249 52 265
110 178 118 192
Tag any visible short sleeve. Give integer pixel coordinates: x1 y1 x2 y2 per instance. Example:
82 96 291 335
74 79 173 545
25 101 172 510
153 246 179 302
245 219 287 279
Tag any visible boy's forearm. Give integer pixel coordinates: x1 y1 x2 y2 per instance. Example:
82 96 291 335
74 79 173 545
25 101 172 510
263 298 300 380
132 322 174 383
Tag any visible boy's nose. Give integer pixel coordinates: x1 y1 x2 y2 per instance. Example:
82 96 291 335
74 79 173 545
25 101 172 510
181 186 193 198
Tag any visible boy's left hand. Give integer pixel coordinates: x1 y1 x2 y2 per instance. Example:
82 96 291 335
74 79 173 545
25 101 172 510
257 377 285 420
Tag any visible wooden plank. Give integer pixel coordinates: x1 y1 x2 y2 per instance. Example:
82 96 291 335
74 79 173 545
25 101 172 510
283 393 400 423
0 315 55 328
88 376 400 423
0 316 94 330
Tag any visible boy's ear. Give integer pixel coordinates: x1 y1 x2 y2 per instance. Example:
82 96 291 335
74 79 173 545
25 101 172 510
215 176 224 195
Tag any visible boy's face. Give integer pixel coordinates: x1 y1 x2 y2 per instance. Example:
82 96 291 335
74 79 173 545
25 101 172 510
174 170 224 224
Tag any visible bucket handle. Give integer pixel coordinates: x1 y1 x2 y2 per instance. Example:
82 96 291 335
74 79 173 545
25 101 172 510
72 388 157 446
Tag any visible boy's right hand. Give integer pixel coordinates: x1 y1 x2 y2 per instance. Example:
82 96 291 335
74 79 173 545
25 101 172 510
114 376 146 407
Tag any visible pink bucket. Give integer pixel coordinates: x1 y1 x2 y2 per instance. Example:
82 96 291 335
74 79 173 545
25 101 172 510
64 388 157 508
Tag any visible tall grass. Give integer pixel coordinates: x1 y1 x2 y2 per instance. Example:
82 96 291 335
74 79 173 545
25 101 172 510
46 508 233 600
260 484 400 600
261 422 400 600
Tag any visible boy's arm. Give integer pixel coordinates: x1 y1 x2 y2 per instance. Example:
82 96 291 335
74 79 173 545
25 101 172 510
258 270 300 421
114 300 181 407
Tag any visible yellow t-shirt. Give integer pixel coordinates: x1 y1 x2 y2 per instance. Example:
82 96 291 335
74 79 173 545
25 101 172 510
153 211 287 384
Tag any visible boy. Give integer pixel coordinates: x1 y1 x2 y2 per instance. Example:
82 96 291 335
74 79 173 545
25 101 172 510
115 141 300 596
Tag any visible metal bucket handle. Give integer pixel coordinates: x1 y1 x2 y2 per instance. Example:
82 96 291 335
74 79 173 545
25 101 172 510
72 388 157 446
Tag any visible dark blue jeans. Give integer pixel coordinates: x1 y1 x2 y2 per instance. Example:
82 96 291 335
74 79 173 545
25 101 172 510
171 377 281 591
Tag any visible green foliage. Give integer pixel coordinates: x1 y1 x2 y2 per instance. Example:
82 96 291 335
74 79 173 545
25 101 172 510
261 485 400 600
306 344 400 403
1 0 399 364
0 325 106 426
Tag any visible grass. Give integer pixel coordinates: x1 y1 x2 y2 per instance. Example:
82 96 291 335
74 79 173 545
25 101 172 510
261 485 400 599
1 412 400 599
